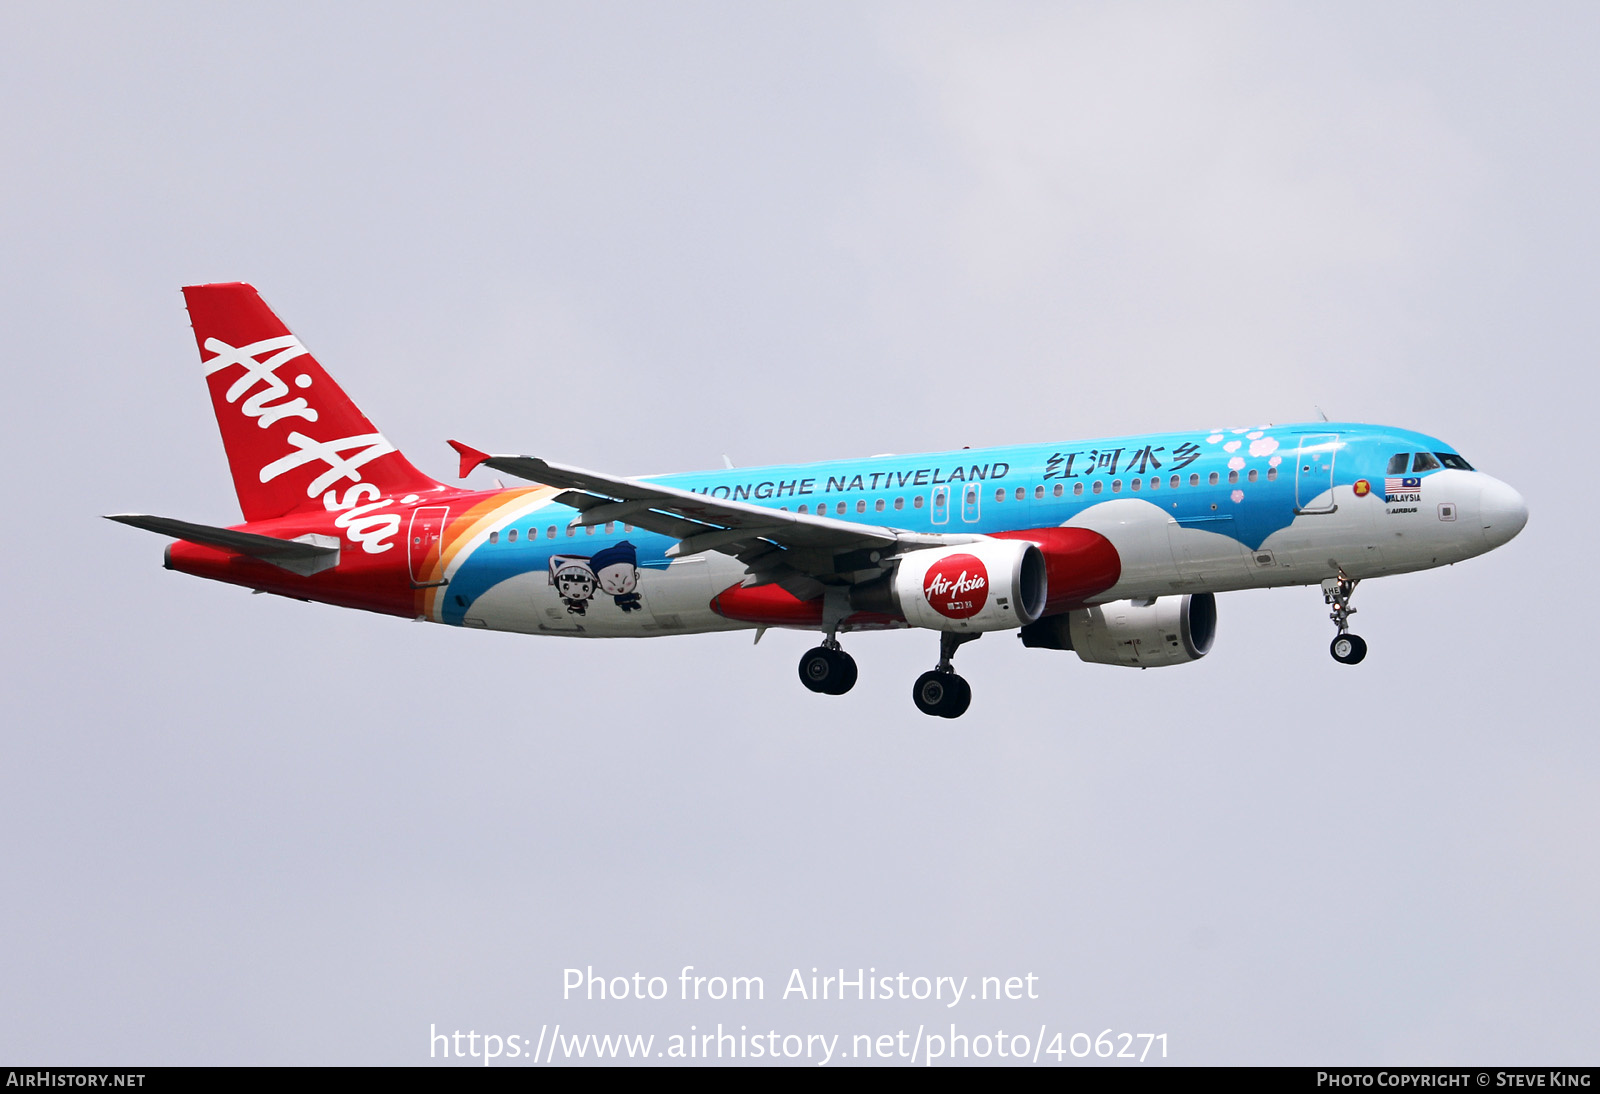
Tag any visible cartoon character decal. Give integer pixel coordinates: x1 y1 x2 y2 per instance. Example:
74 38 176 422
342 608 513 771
547 541 641 615
548 554 598 615
590 541 643 612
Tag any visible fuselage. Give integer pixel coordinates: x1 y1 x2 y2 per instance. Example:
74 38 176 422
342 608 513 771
166 421 1528 638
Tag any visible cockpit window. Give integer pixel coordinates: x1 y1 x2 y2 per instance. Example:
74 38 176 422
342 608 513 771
1411 452 1441 473
1387 453 1409 475
1435 452 1474 471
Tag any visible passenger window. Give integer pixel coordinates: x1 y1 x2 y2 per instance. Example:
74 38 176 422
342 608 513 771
1189 474 1200 487
855 500 866 513
1074 482 1084 495
1149 477 1159 490
798 504 808 514
874 499 885 512
1111 479 1122 493
1266 468 1277 482
1387 453 1409 475
1248 469 1258 482
489 531 499 544
1053 483 1063 497
1208 472 1219 485
1412 452 1441 473
605 522 614 534
1015 487 1025 501
913 495 924 509
1091 481 1103 494
547 526 556 539
586 524 595 535
995 488 1005 502
507 528 517 542
893 497 904 510
1034 485 1044 499
1130 478 1141 491
1170 475 1179 488
1227 470 1238 484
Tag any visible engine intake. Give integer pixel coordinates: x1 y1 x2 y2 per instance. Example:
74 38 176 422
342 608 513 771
1019 593 1217 667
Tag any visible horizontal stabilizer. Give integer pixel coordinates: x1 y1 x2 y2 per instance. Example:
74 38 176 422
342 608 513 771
105 514 341 576
447 439 491 479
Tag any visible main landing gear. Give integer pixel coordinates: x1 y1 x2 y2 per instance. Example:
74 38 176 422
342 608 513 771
1323 570 1368 665
798 639 857 695
913 633 978 719
797 630 979 718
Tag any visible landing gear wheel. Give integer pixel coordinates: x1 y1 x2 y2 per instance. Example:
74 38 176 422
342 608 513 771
913 670 971 718
939 674 972 719
835 653 858 695
798 646 857 694
1330 634 1367 665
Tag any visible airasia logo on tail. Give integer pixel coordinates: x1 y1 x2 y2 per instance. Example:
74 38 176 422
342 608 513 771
923 553 989 619
203 335 402 554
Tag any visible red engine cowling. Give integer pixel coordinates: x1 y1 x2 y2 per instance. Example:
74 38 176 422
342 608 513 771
853 540 1048 632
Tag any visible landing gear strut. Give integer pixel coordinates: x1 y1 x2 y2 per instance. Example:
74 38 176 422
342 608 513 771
1323 570 1368 665
913 632 977 718
799 635 857 695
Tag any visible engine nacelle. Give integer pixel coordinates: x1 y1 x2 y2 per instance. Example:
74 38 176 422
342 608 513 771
856 540 1048 632
1019 593 1217 667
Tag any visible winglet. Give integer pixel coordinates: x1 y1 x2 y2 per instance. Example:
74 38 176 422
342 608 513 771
447 440 490 479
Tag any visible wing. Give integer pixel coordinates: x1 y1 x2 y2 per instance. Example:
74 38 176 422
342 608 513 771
448 442 978 599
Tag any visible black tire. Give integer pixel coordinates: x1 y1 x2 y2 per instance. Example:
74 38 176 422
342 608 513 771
1330 633 1368 665
799 647 857 694
798 647 836 693
939 674 972 719
912 670 949 716
832 651 858 695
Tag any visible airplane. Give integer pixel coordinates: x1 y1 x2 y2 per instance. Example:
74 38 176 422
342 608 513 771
109 283 1529 718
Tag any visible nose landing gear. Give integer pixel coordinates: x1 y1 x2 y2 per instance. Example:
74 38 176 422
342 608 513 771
913 632 978 718
1323 571 1368 665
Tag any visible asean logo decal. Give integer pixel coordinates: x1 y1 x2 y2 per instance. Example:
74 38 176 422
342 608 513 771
1353 479 1371 498
923 553 989 619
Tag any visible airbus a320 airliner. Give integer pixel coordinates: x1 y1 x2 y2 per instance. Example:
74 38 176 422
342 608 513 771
110 284 1528 718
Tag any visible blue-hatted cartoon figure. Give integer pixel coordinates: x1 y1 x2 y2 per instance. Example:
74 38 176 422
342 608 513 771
590 541 642 613
548 554 598 615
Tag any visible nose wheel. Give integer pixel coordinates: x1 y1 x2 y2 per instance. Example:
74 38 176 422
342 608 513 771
798 641 857 695
1330 633 1368 665
1323 570 1367 665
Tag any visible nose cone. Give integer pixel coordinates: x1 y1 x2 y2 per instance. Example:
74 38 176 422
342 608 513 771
1479 476 1528 549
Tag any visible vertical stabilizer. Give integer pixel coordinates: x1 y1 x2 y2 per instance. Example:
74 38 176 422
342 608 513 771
182 283 442 522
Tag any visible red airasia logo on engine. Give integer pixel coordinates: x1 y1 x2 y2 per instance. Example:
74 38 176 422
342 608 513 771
923 553 989 619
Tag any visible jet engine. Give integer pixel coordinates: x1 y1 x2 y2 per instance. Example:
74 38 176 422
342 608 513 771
1019 593 1217 667
851 540 1048 632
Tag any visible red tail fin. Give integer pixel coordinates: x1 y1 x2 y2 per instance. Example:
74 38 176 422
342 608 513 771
183 283 442 522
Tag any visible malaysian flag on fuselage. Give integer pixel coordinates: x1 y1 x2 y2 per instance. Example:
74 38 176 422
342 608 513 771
1385 476 1422 496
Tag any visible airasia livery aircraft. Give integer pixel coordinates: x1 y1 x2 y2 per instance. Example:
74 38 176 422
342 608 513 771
110 283 1528 718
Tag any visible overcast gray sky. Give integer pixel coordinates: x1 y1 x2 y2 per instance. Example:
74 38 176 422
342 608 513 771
2 1 1595 1066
